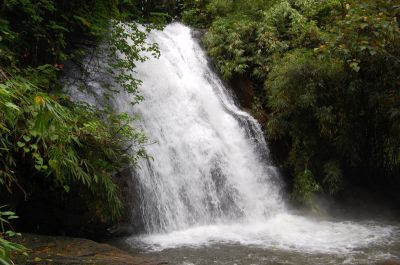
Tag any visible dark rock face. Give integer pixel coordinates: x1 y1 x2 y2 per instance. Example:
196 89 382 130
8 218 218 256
109 167 145 237
2 166 144 240
14 233 163 265
7 182 109 239
228 75 256 111
192 29 207 41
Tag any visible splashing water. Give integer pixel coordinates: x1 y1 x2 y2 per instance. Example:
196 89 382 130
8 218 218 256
70 22 400 263
119 23 399 259
126 23 284 234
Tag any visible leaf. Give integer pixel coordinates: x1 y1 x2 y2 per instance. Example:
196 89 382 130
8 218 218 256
349 62 360 72
7 216 18 220
4 102 19 111
34 96 45 106
63 185 70 193
1 211 14 216
48 159 57 169
73 15 91 28
17 142 25 148
49 23 69 32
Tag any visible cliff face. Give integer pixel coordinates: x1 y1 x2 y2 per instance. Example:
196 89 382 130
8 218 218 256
109 168 146 237
228 75 256 111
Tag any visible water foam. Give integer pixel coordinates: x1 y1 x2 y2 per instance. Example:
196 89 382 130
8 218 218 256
60 22 397 257
113 23 284 234
129 213 396 254
118 23 399 255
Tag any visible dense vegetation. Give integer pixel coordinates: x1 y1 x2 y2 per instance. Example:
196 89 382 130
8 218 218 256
0 207 27 264
181 0 400 206
1 0 399 261
0 0 170 261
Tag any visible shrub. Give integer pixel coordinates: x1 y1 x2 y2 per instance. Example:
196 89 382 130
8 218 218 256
0 206 27 265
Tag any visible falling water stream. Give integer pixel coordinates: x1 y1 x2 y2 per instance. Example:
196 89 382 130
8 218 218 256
72 23 400 264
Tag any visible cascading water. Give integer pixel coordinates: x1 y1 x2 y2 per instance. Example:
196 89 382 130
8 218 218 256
124 23 285 234
123 23 399 259
70 23 400 264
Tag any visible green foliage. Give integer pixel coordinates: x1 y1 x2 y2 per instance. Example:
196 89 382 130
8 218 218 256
203 0 329 82
0 73 149 219
207 0 234 18
204 17 259 79
269 1 400 203
0 0 163 223
181 0 212 28
0 206 27 265
180 0 278 28
266 49 348 199
289 0 341 25
293 169 320 204
199 0 400 205
108 21 161 104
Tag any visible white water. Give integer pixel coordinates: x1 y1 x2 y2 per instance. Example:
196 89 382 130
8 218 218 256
119 23 399 256
132 213 395 254
125 23 284 233
69 22 399 260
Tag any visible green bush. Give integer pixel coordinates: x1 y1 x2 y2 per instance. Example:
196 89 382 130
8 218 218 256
207 0 234 18
181 0 212 28
200 0 400 205
267 0 400 202
0 0 161 223
0 206 27 265
204 17 260 79
0 73 148 219
266 50 347 198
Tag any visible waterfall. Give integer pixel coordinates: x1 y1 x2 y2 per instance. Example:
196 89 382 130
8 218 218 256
69 23 398 256
117 23 284 233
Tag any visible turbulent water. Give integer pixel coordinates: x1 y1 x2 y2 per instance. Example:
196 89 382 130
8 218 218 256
72 23 400 264
128 23 284 233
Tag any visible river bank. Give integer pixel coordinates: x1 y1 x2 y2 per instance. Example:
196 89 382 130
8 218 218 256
13 234 165 265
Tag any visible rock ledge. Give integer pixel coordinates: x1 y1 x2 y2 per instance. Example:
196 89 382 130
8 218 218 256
14 234 163 265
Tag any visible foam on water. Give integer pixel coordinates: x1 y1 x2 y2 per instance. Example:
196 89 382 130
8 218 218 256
68 22 399 257
120 23 399 255
118 22 284 234
129 213 396 254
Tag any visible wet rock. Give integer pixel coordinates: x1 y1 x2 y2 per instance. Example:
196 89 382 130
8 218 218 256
14 233 160 265
112 167 145 236
191 28 207 41
228 74 256 111
107 223 135 237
